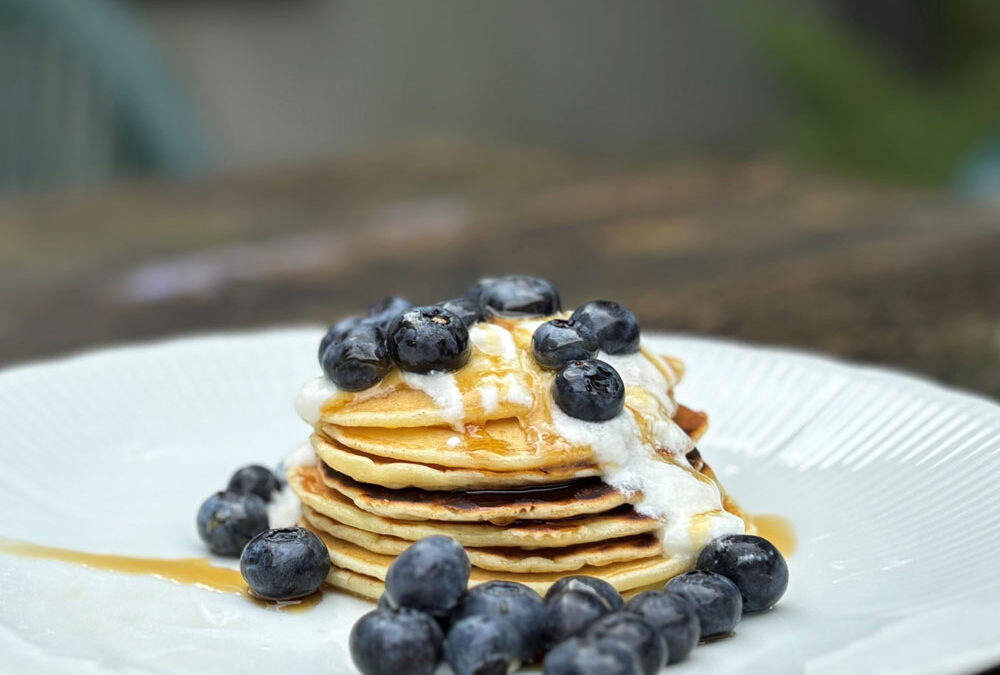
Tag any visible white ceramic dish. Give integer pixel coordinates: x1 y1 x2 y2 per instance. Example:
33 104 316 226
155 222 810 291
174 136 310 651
1 327 999 675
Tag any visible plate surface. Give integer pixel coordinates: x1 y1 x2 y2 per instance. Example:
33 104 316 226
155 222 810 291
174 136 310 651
2 328 999 675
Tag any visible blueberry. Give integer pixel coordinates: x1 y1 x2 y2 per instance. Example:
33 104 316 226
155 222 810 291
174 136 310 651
196 491 268 557
585 612 666 675
452 580 546 661
445 614 523 675
545 576 623 611
383 535 471 617
552 359 625 421
438 296 486 327
532 319 599 370
570 301 640 355
480 275 561 317
226 465 281 503
697 534 789 613
466 277 497 305
544 588 612 648
239 527 330 600
624 591 700 664
321 322 392 391
350 608 444 675
386 306 471 374
543 637 642 675
367 296 414 327
665 570 742 638
318 316 363 365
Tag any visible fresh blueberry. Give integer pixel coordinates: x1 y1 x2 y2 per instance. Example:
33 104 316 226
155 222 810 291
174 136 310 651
697 534 789 613
545 576 623 611
532 319 599 370
466 277 497 305
367 296 414 327
479 275 561 317
543 637 642 675
585 612 666 675
438 296 486 327
570 301 640 355
196 491 268 557
452 580 546 661
386 306 471 374
544 588 613 648
553 359 625 421
226 465 281 502
350 607 444 675
624 590 700 664
318 315 363 365
445 614 523 675
321 322 392 391
665 570 742 638
239 527 330 600
383 535 471 617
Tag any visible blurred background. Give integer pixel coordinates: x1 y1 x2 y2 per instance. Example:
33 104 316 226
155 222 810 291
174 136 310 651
2 0 1000 397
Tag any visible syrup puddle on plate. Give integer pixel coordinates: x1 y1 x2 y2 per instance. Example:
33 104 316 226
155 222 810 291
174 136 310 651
749 514 797 557
0 539 322 612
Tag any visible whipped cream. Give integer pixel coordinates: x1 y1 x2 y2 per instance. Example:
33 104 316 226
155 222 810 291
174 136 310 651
600 349 678 416
479 385 500 414
294 376 339 425
469 323 518 360
266 487 301 529
550 402 744 561
400 371 464 429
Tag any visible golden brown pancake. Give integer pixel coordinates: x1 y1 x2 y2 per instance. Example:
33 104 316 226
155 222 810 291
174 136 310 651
301 507 662 573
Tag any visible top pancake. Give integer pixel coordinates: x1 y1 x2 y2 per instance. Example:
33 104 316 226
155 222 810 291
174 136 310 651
322 404 709 473
310 317 683 430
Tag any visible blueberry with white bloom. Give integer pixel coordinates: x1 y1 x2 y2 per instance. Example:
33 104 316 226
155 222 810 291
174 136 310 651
624 590 700 664
350 607 444 675
226 464 281 502
697 534 789 612
479 275 561 317
452 580 547 661
553 359 625 421
570 300 640 355
543 637 642 675
383 535 471 617
445 614 523 675
239 527 330 600
585 612 666 675
665 570 742 638
532 319 599 369
196 491 268 557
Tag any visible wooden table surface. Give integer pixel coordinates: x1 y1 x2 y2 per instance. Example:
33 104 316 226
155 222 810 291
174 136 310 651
2 144 1000 401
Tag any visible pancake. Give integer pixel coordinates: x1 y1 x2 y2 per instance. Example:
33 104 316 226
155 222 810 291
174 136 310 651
307 524 691 601
289 465 659 548
312 432 602 490
301 507 662 573
323 403 708 472
319 464 634 523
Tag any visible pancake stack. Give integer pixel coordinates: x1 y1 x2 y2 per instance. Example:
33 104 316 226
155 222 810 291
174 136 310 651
288 315 748 601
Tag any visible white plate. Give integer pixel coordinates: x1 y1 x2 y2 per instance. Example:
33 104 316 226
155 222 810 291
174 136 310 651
2 328 999 675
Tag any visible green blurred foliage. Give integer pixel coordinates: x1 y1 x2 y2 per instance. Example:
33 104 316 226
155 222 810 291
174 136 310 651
730 1 1000 185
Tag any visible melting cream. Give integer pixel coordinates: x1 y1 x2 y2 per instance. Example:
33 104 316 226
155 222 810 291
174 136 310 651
294 376 338 425
400 371 464 430
479 385 500 414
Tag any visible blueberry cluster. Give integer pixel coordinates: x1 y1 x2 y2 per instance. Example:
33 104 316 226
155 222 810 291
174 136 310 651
350 533 789 675
196 464 330 601
530 300 641 422
196 464 281 556
317 275 563 389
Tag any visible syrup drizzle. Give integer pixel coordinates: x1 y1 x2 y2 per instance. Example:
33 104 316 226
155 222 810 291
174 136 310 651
0 539 322 612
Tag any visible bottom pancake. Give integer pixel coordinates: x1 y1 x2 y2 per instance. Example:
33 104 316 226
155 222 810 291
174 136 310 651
306 523 692 601
302 505 662 573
